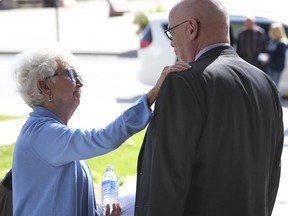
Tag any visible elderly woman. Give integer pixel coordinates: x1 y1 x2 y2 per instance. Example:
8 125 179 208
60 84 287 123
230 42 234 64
11 47 191 216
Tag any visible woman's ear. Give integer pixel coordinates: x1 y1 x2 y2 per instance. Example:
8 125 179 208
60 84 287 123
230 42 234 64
37 80 51 97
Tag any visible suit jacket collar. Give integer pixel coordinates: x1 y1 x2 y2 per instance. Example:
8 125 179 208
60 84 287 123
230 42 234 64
195 43 230 61
196 45 236 61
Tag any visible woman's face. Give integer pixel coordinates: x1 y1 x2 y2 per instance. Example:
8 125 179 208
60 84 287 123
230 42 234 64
48 63 83 116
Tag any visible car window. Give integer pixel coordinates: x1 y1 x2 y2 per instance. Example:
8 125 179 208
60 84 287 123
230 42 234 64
142 25 152 42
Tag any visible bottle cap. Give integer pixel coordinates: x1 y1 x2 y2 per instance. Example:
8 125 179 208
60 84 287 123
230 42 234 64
106 165 114 171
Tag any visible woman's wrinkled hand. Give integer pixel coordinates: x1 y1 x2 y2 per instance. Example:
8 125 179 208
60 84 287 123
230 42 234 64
105 203 121 216
147 61 191 106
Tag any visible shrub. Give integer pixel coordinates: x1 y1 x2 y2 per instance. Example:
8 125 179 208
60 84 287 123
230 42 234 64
133 4 167 31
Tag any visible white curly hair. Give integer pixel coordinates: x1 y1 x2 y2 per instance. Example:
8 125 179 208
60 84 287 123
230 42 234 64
11 46 76 108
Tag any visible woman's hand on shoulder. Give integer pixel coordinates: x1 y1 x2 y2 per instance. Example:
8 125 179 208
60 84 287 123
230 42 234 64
147 61 191 106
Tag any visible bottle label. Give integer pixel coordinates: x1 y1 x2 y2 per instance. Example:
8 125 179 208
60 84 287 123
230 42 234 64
102 180 118 191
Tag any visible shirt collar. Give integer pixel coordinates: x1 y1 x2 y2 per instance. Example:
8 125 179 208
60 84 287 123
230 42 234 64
31 106 64 124
194 43 231 61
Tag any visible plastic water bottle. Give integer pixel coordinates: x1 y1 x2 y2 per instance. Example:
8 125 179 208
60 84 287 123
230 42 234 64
101 165 118 214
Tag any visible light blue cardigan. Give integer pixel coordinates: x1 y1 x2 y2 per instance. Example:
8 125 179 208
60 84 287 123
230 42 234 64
12 95 153 216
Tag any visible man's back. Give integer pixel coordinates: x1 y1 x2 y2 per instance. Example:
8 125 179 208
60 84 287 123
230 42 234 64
135 46 283 215
183 46 282 215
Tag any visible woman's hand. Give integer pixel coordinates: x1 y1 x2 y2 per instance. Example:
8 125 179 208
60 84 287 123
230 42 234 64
147 61 191 106
104 203 121 216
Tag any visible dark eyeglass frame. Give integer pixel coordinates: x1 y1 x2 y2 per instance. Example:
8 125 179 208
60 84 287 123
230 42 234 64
45 68 82 83
164 19 200 41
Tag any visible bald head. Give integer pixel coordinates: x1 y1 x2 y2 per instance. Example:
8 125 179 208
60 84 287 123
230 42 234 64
168 0 230 61
172 0 228 22
244 17 256 30
171 0 229 38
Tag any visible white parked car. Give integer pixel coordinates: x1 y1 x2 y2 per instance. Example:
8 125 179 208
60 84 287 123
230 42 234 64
137 11 288 97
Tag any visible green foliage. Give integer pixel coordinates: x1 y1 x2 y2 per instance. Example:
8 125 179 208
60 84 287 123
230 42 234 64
148 4 167 14
133 4 167 30
0 144 14 178
0 115 25 121
87 129 146 186
133 11 149 30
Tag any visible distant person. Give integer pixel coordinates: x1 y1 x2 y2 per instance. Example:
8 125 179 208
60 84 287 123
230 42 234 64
135 0 284 215
236 15 267 70
266 22 288 87
11 46 191 216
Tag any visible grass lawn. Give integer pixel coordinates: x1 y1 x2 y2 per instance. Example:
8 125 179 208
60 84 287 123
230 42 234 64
0 115 26 121
0 129 146 187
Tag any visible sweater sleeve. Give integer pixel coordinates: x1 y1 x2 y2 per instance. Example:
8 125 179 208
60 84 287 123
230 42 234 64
29 95 153 166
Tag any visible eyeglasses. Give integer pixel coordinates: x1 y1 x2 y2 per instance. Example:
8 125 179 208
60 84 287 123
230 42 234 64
45 68 82 83
164 19 200 41
164 20 189 40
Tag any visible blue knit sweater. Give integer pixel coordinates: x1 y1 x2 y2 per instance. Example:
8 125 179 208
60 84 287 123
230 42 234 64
12 95 152 216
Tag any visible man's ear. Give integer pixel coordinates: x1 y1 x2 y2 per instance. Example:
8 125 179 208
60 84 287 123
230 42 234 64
37 80 51 97
188 19 199 40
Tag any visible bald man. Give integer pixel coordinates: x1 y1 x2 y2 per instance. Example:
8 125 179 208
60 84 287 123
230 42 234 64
236 16 267 70
135 0 283 215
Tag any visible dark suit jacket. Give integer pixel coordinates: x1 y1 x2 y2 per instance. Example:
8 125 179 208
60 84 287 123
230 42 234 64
0 169 12 216
135 46 283 216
